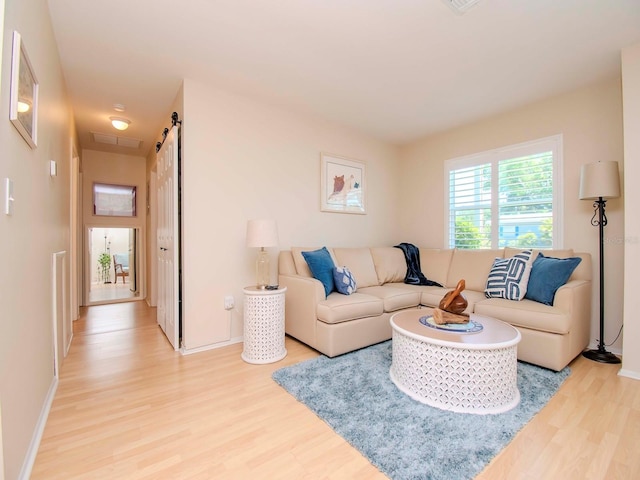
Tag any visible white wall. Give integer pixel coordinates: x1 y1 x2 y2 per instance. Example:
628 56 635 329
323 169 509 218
0 0 74 477
178 79 401 351
621 43 640 378
398 78 625 354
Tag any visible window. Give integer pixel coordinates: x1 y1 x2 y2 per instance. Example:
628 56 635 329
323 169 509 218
445 135 562 249
93 183 137 217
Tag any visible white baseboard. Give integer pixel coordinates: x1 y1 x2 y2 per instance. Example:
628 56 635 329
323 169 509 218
618 369 640 380
180 336 243 355
19 376 58 480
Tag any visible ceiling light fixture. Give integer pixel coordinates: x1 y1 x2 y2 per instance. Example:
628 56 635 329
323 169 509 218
110 116 130 131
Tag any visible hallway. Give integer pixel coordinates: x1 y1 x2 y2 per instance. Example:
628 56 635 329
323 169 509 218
29 302 333 480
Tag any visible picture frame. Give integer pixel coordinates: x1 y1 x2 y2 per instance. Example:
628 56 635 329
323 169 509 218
320 152 366 214
9 31 38 149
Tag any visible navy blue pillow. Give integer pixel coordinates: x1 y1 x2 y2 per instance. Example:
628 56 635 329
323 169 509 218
302 247 336 297
525 253 582 306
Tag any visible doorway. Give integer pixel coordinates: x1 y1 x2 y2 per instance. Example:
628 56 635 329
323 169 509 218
87 227 140 304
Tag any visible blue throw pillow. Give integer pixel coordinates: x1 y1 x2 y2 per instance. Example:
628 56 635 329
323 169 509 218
525 253 582 306
301 247 336 297
333 266 357 295
485 250 533 301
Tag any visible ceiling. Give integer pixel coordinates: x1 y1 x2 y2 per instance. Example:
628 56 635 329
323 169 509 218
47 0 640 158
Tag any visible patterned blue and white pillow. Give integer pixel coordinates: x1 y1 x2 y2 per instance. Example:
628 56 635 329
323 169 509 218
333 266 357 295
484 250 533 301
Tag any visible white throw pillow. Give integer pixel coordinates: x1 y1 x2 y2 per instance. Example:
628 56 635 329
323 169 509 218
484 250 533 301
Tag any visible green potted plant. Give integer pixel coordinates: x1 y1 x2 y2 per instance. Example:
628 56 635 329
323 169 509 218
98 252 111 283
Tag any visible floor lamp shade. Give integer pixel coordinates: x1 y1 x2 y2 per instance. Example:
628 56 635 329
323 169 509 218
246 219 279 288
579 161 620 200
579 161 621 364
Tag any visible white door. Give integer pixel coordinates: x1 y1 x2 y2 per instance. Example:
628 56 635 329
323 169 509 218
156 126 180 349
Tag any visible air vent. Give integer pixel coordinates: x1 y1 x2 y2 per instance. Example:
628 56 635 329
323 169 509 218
92 132 117 145
442 0 481 14
92 132 142 149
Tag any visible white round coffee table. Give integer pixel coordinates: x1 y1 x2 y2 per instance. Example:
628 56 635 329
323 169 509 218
389 308 521 415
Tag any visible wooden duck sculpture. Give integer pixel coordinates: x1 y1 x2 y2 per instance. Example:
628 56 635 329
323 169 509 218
434 279 470 325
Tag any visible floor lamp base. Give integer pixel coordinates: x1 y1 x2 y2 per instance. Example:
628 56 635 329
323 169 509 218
582 348 621 364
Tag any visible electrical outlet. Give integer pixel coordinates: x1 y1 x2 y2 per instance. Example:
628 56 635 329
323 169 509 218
224 295 234 310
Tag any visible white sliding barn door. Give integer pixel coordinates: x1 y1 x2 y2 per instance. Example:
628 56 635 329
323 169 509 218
156 126 180 350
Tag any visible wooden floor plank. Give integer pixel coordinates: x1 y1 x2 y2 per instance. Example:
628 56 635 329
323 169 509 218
32 302 640 479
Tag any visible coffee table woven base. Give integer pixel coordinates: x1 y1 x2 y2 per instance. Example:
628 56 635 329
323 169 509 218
389 310 520 415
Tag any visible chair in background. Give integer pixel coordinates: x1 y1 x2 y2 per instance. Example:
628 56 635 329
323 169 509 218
113 254 130 284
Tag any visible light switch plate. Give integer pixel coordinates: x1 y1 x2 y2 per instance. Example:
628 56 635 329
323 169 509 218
5 178 14 215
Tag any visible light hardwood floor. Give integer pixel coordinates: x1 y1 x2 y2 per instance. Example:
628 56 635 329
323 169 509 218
32 302 640 479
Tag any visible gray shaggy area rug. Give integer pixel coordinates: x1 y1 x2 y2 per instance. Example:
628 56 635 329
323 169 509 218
272 340 570 480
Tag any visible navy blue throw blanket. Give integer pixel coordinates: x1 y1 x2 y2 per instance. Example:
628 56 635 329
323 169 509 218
394 243 443 287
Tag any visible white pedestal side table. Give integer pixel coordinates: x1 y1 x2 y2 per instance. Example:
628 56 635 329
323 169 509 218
242 286 287 364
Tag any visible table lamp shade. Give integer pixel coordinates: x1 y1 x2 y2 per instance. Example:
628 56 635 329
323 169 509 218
579 161 620 200
246 219 279 248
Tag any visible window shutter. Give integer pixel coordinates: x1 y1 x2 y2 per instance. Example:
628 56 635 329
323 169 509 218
445 136 560 249
448 163 492 249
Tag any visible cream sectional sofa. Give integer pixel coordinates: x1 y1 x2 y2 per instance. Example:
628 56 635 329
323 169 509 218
278 246 592 371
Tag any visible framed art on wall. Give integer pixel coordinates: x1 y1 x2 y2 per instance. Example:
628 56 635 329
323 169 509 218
320 152 366 214
9 31 38 149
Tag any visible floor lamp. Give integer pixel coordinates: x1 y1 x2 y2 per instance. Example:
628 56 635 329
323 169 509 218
579 161 621 364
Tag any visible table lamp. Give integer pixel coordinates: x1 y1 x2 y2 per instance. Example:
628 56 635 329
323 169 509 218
579 160 621 364
246 219 279 289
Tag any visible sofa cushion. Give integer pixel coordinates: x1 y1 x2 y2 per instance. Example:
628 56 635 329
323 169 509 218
370 247 407 284
301 247 336 297
419 249 453 287
357 285 421 312
447 249 504 291
333 266 357 295
525 253 582 306
504 247 574 260
317 292 384 324
415 285 451 309
333 248 380 288
485 250 533 301
474 297 572 335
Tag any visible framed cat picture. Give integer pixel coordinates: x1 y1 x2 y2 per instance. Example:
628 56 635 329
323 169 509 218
320 153 366 214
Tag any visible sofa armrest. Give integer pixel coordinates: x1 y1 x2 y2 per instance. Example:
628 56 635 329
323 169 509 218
553 279 592 352
553 279 590 313
278 273 325 348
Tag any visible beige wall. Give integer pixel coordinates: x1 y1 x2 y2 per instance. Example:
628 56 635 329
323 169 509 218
398 78 625 354
82 150 147 302
179 79 400 350
0 0 74 477
621 44 640 378
81 150 147 228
